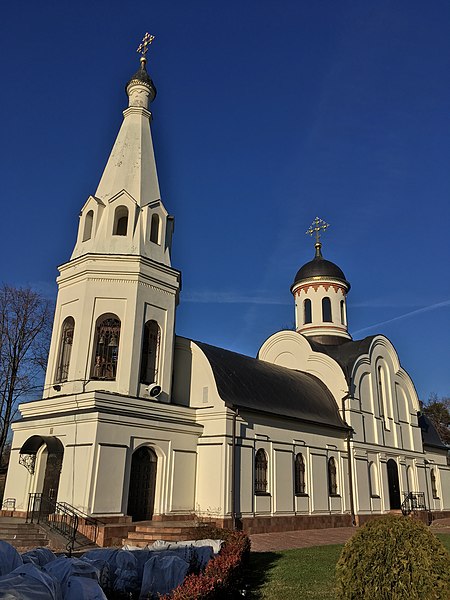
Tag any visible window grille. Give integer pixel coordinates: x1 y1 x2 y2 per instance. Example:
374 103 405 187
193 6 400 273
91 317 121 380
140 320 161 384
295 453 306 494
55 317 75 383
431 469 439 499
328 457 338 495
255 449 268 494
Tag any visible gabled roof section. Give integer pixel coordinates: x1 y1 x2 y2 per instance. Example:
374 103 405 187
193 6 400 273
194 341 349 431
418 413 449 451
307 335 377 382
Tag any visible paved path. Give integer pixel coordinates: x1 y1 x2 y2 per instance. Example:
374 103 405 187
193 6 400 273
250 526 356 552
250 520 450 552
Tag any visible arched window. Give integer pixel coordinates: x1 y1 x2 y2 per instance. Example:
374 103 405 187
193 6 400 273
140 320 161 384
328 457 338 496
91 315 121 380
340 300 346 325
431 469 439 499
322 297 332 322
303 299 312 324
150 214 160 244
369 461 379 497
55 317 75 383
113 206 129 236
83 210 94 242
255 449 268 494
294 453 306 495
377 365 389 428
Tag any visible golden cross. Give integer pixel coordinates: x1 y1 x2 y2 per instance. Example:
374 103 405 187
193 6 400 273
137 32 155 56
306 217 330 244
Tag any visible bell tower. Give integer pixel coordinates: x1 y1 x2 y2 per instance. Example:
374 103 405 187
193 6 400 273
43 34 180 403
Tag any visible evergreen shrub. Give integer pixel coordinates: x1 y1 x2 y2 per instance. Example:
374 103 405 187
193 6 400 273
335 515 450 600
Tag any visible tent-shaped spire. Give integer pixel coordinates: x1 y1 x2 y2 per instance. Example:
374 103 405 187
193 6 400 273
94 54 160 206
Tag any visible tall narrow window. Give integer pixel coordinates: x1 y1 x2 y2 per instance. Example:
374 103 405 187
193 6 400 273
55 317 75 383
322 297 332 322
328 457 338 496
83 210 94 242
431 469 439 499
91 315 121 380
255 449 268 494
140 320 161 384
294 453 306 495
340 300 346 325
113 206 129 236
303 299 312 324
377 365 389 428
150 214 160 244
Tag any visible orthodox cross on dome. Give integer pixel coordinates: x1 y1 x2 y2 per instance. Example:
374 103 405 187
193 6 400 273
137 32 155 56
306 217 329 245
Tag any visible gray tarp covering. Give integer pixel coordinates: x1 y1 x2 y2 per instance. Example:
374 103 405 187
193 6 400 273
22 547 57 567
65 575 108 600
81 548 119 589
0 562 62 600
139 554 189 599
113 550 139 594
0 540 23 575
43 557 99 598
149 538 224 554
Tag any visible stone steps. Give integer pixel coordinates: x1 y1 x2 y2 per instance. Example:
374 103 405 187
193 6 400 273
122 520 200 547
0 520 49 549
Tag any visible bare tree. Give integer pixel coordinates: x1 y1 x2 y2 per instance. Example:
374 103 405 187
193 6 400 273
0 285 52 462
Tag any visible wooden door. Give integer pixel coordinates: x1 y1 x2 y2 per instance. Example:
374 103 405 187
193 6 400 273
127 447 157 521
387 459 401 509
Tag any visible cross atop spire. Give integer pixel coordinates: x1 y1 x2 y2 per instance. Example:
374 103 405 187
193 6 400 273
306 217 329 244
137 32 155 57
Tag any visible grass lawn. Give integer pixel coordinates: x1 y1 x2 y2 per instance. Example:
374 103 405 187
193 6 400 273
247 533 450 600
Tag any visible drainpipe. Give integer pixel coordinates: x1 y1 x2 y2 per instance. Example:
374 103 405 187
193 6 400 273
342 393 357 526
230 407 239 530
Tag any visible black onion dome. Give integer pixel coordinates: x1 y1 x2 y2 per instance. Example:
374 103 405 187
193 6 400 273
292 243 350 290
126 58 157 96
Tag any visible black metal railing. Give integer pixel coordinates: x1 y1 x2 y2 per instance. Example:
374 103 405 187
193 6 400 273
401 491 427 516
26 493 101 554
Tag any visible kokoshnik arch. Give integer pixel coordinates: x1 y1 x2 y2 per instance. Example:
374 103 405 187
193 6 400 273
4 37 450 538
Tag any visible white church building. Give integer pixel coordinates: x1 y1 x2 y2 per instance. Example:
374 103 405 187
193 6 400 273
4 46 450 539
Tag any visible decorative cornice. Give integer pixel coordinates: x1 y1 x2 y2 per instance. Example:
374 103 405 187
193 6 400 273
122 106 152 119
298 324 348 332
294 282 346 295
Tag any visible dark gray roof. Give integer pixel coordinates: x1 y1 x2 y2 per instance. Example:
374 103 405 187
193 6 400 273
292 245 350 290
418 413 449 451
126 60 157 96
307 336 377 383
195 341 349 432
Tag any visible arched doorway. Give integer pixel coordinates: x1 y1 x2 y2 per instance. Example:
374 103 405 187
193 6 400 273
19 436 64 507
127 447 157 521
387 459 401 509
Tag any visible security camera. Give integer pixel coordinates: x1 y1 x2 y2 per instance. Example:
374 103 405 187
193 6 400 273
146 383 162 398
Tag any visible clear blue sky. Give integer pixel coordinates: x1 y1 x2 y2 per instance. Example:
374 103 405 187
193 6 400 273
1 1 449 400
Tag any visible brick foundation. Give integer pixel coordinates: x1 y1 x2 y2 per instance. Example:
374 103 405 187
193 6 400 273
213 513 354 534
